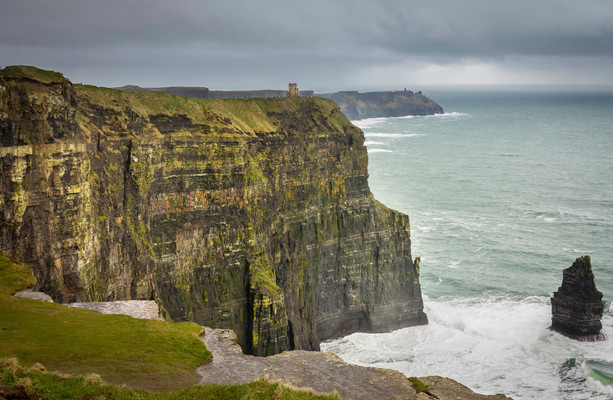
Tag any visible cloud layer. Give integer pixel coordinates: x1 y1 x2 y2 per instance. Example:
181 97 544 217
2 0 613 89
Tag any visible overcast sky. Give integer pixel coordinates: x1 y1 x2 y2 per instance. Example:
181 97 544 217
2 0 613 91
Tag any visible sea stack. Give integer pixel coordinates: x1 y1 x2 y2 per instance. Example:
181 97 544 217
551 256 604 340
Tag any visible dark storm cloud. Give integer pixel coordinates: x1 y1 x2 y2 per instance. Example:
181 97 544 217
1 0 613 87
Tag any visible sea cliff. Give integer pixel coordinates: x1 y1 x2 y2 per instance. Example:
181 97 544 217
0 66 426 356
117 86 444 121
318 90 444 120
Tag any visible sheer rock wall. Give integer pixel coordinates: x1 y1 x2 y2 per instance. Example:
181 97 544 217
0 66 427 355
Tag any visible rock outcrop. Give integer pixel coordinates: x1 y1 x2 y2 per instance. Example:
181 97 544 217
317 90 444 120
198 327 512 400
551 255 604 340
0 66 427 356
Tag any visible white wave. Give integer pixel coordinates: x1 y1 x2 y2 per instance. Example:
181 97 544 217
364 132 423 138
352 112 469 127
367 149 393 153
438 111 470 118
322 294 613 400
398 112 470 120
447 260 461 269
536 215 558 223
582 361 613 397
351 117 388 128
364 140 384 146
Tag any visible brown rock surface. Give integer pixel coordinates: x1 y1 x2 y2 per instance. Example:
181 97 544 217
198 327 513 400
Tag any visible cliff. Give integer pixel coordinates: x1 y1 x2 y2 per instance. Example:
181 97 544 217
116 86 444 121
317 90 444 120
0 66 427 356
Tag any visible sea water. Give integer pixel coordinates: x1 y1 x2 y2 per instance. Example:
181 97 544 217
320 86 613 400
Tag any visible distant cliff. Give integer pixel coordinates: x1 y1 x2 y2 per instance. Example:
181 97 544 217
317 90 444 120
0 66 427 356
118 85 315 99
117 86 443 120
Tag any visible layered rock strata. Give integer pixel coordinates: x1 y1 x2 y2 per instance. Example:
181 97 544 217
0 66 427 355
551 255 604 340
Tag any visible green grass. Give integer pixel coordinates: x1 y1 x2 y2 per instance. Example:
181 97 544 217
0 254 341 399
0 252 210 392
407 377 431 395
0 65 65 84
0 251 35 295
0 359 341 400
74 84 353 138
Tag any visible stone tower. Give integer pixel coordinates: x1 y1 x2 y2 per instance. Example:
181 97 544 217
286 83 299 97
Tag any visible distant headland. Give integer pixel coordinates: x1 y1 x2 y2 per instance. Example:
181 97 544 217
117 83 444 120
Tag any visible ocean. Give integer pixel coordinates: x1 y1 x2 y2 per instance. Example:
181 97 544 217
320 86 613 400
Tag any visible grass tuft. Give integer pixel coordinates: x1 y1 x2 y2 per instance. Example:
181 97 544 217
408 376 431 394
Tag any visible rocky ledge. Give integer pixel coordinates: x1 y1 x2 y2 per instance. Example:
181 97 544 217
198 327 512 400
551 255 604 340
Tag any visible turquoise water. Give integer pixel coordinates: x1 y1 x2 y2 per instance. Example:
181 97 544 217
322 87 613 399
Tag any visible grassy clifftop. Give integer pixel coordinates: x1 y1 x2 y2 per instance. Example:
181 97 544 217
0 252 211 392
0 252 340 398
75 83 351 137
0 65 66 84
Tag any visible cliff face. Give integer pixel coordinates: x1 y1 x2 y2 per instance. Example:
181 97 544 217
318 90 444 120
551 256 604 340
0 66 426 355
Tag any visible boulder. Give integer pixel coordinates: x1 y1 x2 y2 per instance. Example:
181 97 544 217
551 256 604 340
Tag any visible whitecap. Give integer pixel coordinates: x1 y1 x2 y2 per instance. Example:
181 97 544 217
447 260 461 269
367 149 393 153
536 215 558 223
390 112 469 120
364 132 423 138
364 140 384 146
351 117 388 128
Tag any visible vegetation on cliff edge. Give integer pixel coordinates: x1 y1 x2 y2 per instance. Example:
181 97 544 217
75 83 351 137
0 252 211 391
0 254 341 398
0 65 65 84
0 359 340 400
